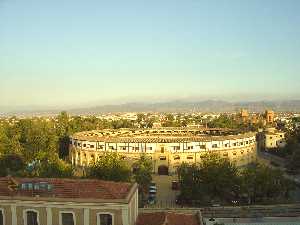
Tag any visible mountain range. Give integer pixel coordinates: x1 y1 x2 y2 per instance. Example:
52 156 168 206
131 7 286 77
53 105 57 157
2 100 300 116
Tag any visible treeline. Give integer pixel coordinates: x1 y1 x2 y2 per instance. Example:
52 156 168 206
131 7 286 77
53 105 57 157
207 114 263 131
177 154 295 206
271 126 300 173
0 111 136 161
0 151 153 205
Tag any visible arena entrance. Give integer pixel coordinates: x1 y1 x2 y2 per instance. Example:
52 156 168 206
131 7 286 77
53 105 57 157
158 165 169 175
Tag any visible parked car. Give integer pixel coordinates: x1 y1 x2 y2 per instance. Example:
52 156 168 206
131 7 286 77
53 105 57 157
148 194 156 205
149 188 157 194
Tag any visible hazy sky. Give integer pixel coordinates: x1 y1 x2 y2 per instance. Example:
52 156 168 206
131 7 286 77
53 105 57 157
1 0 300 108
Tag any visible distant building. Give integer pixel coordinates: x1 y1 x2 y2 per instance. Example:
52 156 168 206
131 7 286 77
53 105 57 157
258 127 286 150
0 177 138 225
152 122 162 128
240 109 249 123
265 110 275 124
69 128 257 175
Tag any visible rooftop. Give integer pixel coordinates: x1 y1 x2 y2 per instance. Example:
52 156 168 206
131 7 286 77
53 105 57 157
71 128 256 143
136 212 201 225
0 177 136 203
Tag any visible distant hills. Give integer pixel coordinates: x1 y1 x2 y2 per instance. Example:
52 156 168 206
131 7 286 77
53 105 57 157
2 100 300 116
69 100 300 114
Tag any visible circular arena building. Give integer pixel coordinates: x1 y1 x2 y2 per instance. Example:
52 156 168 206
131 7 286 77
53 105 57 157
69 128 257 175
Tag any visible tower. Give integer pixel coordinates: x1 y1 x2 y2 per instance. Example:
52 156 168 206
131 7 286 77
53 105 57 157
265 110 274 124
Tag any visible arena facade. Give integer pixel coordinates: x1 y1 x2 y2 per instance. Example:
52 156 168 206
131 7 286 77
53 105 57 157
69 128 257 174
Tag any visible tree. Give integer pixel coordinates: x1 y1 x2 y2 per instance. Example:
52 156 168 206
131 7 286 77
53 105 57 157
207 114 240 129
240 164 294 204
133 154 153 192
27 153 74 178
87 153 131 182
178 154 239 205
0 153 26 176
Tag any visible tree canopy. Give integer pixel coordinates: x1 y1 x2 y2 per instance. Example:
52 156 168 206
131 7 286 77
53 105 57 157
177 154 294 206
87 152 131 182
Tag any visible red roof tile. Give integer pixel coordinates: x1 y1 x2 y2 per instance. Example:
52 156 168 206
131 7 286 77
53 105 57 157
0 177 133 201
136 212 200 225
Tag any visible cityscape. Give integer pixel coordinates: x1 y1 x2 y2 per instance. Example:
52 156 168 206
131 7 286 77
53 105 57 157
1 1 300 225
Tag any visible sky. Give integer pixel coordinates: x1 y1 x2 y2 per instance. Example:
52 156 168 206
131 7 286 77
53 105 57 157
1 0 300 109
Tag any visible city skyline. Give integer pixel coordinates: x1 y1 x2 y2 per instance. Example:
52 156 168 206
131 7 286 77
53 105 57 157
1 0 300 108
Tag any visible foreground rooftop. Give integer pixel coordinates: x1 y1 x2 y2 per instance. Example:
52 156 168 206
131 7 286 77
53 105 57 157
0 176 136 203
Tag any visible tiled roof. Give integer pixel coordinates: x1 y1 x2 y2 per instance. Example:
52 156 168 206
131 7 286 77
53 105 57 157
71 128 255 143
0 177 134 202
136 212 200 225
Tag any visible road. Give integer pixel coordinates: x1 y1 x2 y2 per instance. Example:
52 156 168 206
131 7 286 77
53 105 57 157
146 174 179 208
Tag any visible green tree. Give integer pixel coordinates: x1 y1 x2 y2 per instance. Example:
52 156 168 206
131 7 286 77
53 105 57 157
133 154 153 192
87 153 131 182
178 154 239 205
240 164 293 204
0 153 26 176
27 153 74 178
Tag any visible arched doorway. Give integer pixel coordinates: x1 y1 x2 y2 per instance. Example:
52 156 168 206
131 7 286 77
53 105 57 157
158 165 169 175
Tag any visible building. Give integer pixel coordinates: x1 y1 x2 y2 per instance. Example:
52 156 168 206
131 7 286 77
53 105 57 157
0 176 138 225
136 212 202 225
258 127 286 150
240 109 249 123
265 110 275 124
69 128 257 174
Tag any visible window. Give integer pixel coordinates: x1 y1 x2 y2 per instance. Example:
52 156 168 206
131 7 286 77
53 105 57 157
24 210 39 225
0 209 4 225
187 146 194 150
161 147 164 153
159 156 166 160
173 146 180 150
60 212 75 225
90 145 94 148
83 144 86 147
223 152 228 157
199 145 206 149
173 155 180 160
187 156 193 160
212 144 218 148
232 152 237 156
97 213 113 225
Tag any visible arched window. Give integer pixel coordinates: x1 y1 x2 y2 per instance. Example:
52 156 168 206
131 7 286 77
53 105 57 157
23 209 39 225
0 208 4 225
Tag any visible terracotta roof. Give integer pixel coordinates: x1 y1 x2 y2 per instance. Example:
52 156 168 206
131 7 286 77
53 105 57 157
71 128 255 143
0 177 134 202
136 212 200 225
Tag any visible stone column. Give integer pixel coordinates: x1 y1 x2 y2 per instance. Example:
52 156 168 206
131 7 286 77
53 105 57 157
11 204 17 225
84 208 90 225
46 207 52 225
122 206 129 225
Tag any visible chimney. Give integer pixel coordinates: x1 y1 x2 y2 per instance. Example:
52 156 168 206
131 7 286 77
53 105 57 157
7 176 19 192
